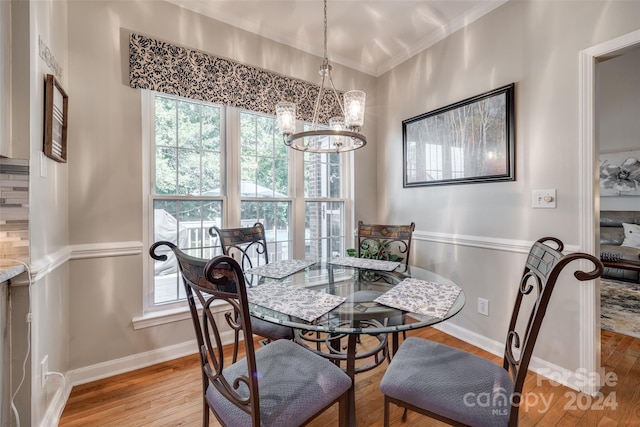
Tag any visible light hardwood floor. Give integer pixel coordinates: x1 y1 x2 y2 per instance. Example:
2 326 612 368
59 327 640 426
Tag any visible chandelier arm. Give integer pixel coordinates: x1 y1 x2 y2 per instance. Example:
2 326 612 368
327 75 346 118
310 71 327 131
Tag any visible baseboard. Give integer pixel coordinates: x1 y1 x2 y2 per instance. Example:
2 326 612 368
44 330 236 426
39 378 73 427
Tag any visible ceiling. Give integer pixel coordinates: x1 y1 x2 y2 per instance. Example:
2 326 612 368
167 0 508 77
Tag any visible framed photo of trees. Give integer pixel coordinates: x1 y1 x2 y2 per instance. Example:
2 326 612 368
44 74 68 163
403 83 515 187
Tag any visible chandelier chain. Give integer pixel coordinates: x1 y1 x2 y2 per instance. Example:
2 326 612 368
323 0 328 62
274 0 366 152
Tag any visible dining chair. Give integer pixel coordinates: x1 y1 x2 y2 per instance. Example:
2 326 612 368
150 242 351 427
356 221 415 266
209 223 294 360
351 221 416 356
209 223 271 283
379 237 604 427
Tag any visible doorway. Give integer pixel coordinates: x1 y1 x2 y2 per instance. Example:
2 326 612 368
579 29 640 396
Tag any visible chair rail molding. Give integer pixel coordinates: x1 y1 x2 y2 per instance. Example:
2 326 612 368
28 241 143 283
70 241 143 260
413 229 581 254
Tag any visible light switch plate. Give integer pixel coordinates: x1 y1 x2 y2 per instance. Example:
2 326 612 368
532 189 556 209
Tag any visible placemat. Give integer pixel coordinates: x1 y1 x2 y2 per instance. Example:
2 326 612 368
247 282 346 322
374 278 462 319
328 256 400 271
245 259 316 279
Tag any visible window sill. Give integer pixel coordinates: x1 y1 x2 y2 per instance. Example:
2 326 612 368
132 300 231 330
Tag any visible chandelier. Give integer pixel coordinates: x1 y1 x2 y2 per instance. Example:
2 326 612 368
275 0 367 153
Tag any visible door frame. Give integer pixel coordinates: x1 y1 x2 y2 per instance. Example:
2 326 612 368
578 29 640 396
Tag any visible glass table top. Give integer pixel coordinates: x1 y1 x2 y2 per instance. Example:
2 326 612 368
245 261 465 334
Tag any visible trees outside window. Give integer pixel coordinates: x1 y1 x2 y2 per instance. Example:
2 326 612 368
145 92 352 310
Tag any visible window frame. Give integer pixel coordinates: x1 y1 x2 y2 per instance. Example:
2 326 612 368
142 90 354 314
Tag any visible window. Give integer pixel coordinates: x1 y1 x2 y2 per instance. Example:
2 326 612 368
304 151 346 260
240 112 292 262
150 95 223 305
144 92 353 311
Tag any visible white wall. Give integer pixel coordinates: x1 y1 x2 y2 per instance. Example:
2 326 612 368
598 47 640 211
377 0 640 372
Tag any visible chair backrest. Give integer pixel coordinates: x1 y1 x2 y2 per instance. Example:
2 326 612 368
149 242 261 424
209 223 269 272
502 237 603 425
357 221 415 266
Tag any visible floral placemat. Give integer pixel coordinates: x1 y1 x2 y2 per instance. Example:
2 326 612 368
328 257 400 271
245 259 316 279
374 278 462 319
247 282 346 322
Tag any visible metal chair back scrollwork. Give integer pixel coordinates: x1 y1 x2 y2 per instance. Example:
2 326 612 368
210 223 269 284
208 223 294 362
149 242 351 427
380 237 604 426
357 221 415 266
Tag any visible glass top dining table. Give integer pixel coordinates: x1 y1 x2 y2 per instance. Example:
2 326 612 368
244 258 465 426
244 259 466 336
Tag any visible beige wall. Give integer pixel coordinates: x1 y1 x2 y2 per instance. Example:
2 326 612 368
376 0 640 370
5 0 71 425
19 0 639 423
65 0 377 371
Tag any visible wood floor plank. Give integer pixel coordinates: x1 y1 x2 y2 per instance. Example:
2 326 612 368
59 328 640 426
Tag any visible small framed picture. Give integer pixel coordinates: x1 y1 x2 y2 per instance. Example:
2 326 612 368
43 74 68 163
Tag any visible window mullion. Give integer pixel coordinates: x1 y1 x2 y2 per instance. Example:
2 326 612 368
226 107 240 227
291 120 306 259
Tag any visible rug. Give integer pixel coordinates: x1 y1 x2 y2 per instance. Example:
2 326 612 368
600 278 640 339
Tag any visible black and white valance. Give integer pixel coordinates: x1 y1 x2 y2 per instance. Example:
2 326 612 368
129 33 342 124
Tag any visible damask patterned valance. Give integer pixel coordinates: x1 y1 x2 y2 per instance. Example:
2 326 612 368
129 33 342 124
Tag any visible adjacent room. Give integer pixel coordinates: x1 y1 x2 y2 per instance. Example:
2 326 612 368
1 0 639 426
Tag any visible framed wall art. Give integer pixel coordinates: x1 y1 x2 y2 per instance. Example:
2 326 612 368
599 149 640 196
403 83 515 187
43 73 68 163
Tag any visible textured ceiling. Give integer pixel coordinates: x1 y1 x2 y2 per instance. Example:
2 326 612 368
167 0 508 76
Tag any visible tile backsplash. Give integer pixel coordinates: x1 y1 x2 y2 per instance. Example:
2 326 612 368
0 158 29 263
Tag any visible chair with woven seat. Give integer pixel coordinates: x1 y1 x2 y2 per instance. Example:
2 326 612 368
150 242 351 427
379 237 604 426
209 223 294 360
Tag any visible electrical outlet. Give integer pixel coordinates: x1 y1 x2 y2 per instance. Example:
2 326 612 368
41 355 49 388
477 298 489 316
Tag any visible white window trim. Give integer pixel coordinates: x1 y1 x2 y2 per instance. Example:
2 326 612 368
140 90 355 319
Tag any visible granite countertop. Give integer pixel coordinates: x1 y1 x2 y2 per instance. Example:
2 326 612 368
0 264 26 282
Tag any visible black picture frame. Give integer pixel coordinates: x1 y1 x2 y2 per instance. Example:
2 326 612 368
43 74 68 163
403 83 515 188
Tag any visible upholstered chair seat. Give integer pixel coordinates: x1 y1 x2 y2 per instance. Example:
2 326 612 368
380 337 513 426
206 339 351 427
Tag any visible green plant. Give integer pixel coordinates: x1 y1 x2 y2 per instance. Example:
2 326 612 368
360 239 404 262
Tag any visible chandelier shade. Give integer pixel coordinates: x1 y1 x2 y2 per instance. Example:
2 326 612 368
275 0 366 153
